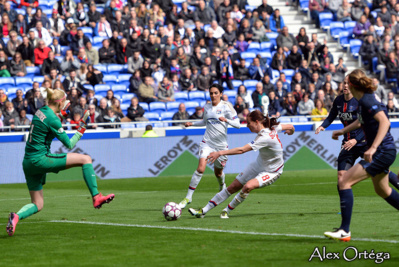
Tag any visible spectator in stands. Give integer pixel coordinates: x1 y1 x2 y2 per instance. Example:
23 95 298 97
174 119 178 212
17 36 35 67
271 47 286 71
260 75 273 93
87 2 101 29
309 0 327 28
377 5 391 24
71 29 90 55
333 58 347 82
115 38 132 64
275 80 288 105
34 40 51 66
128 51 144 74
2 13 15 37
217 49 234 89
31 21 52 46
281 92 297 116
179 68 196 91
49 10 65 38
63 69 85 95
277 27 297 53
98 39 116 64
72 2 89 27
359 34 379 73
234 95 246 114
15 14 27 37
196 66 212 91
42 51 61 76
257 0 273 15
251 19 268 42
73 96 88 117
27 88 44 115
310 72 324 91
127 96 147 121
337 0 351 22
86 64 104 86
10 52 27 77
311 98 328 121
139 60 152 78
268 91 281 117
83 42 97 65
11 89 26 114
172 103 189 126
70 112 82 129
0 49 10 77
286 45 302 70
234 58 249 81
222 24 237 46
194 0 216 25
291 72 308 92
251 82 267 109
269 9 285 33
157 76 175 102
298 93 315 115
387 99 399 118
139 76 157 103
190 106 204 120
14 109 30 131
142 34 161 64
103 108 121 128
0 89 7 112
296 27 309 52
129 70 142 94
95 15 112 38
353 15 371 38
61 50 80 73
373 78 388 105
85 89 97 106
96 98 108 119
77 63 88 84
86 104 100 129
236 85 253 108
7 31 21 58
249 57 267 80
385 51 399 88
49 39 61 56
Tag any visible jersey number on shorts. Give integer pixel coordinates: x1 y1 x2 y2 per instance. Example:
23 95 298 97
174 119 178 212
261 175 270 181
29 124 35 143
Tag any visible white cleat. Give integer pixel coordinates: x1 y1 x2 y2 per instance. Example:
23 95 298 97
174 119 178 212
188 208 205 218
324 228 351 242
219 183 226 192
220 210 229 219
179 198 191 209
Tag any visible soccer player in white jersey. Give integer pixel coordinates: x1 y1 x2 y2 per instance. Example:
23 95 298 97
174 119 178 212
188 110 295 218
179 84 241 209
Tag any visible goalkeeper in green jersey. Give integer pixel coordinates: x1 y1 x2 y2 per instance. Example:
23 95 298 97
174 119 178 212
6 88 114 237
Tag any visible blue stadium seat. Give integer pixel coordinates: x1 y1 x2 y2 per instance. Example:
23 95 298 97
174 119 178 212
103 75 118 86
243 80 258 90
94 84 111 96
299 0 309 12
42 9 52 18
160 111 175 121
83 84 94 91
121 103 129 114
93 36 107 45
241 52 256 62
199 100 206 107
272 69 280 81
319 12 333 30
112 85 127 94
6 87 21 99
205 91 210 100
145 112 160 121
55 56 63 63
184 101 199 113
339 31 351 49
79 27 93 37
260 42 274 52
372 57 380 76
385 72 398 93
94 94 103 102
279 117 291 123
188 91 205 102
15 77 33 87
371 11 377 18
329 22 344 39
259 52 272 64
26 66 40 78
265 32 278 47
0 77 15 89
139 102 149 111
122 93 136 104
61 46 70 56
33 76 45 84
245 5 257 11
16 9 26 15
232 80 243 88
350 39 362 58
149 102 167 112
108 64 124 75
174 92 188 101
94 64 107 73
247 42 260 53
281 69 295 80
344 21 356 33
118 74 132 87
26 114 33 121
166 101 180 112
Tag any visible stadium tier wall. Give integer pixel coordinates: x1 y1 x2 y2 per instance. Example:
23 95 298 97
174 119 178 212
1 123 399 184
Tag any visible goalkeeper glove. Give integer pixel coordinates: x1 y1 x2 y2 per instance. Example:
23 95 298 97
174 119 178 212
59 100 71 120
77 110 90 135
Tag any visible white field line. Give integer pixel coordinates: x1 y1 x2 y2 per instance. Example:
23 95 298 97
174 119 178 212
49 220 399 244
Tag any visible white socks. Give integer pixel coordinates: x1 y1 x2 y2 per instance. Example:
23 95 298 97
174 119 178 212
186 170 203 200
203 188 231 214
216 172 225 187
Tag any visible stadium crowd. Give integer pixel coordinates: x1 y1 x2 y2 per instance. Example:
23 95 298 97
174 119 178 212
0 0 398 131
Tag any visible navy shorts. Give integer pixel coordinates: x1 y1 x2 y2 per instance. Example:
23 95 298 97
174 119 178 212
359 149 397 177
337 145 367 171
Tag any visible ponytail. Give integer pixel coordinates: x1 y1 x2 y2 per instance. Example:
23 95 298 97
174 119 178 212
46 88 66 105
249 110 280 130
348 69 376 93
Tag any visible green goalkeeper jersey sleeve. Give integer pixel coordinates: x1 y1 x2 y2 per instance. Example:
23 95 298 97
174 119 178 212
25 106 82 159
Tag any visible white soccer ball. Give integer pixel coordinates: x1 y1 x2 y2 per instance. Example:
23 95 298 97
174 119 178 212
162 202 182 221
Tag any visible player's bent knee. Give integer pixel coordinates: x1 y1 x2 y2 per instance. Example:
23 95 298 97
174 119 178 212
34 202 44 211
82 155 92 165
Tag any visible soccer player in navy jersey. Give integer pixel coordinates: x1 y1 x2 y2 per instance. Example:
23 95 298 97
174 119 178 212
324 70 399 241
315 76 399 189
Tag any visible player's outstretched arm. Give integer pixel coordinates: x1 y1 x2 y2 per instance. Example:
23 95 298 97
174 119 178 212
207 144 253 163
332 119 361 140
280 124 295 135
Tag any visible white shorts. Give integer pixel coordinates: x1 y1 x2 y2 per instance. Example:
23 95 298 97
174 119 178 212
199 142 228 169
236 161 282 188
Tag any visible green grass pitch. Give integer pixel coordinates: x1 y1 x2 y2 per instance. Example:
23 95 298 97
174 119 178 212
1 169 399 266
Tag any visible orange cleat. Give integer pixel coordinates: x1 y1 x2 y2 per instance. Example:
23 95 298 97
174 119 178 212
93 193 115 209
6 212 19 237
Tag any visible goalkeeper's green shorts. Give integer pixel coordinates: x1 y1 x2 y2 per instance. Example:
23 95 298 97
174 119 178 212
23 153 67 191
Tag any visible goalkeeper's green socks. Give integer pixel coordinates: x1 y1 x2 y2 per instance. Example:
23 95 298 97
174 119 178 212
16 203 38 220
82 164 99 197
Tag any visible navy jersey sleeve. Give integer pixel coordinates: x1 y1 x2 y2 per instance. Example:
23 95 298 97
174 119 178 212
321 97 339 128
360 94 385 118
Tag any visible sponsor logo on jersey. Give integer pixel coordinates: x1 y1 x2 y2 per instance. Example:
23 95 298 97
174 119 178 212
232 116 238 120
207 118 222 125
35 110 47 122
216 109 222 115
251 141 255 144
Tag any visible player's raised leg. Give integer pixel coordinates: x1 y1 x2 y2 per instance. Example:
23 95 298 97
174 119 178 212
66 153 114 209
214 166 226 192
388 171 399 190
179 158 206 209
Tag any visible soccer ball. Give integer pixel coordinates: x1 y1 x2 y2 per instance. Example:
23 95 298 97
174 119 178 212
162 202 181 221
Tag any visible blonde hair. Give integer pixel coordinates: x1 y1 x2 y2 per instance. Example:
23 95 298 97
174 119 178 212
348 69 376 93
46 88 66 105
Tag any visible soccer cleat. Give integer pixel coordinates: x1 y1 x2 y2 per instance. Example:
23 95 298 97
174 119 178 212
178 198 191 209
324 228 351 242
93 193 115 209
219 183 226 192
220 210 229 219
188 208 205 218
6 212 19 237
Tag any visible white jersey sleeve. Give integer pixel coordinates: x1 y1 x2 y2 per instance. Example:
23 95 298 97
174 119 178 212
248 133 272 152
273 124 283 133
223 102 241 128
